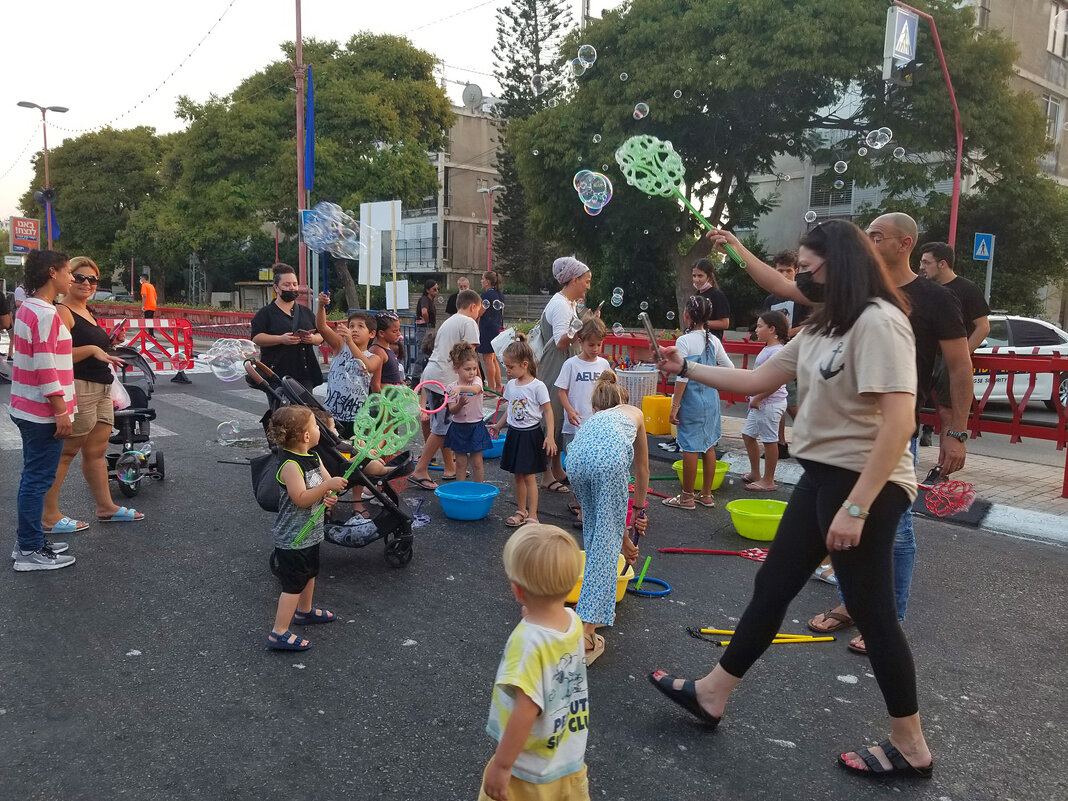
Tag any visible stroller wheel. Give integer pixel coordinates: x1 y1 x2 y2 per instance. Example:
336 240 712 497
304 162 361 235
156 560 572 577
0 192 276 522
152 451 165 480
117 479 140 498
384 538 413 568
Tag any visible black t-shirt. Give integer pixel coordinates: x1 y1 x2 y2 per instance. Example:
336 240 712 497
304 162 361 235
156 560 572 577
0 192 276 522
445 292 459 316
696 286 730 341
250 301 323 389
900 276 966 407
942 276 990 339
416 294 436 328
762 293 810 328
0 292 9 319
67 309 114 384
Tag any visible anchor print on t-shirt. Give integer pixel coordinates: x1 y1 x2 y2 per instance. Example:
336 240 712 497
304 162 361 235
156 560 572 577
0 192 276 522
819 342 845 381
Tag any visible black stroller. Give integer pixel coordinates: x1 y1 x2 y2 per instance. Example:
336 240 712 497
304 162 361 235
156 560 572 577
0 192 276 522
244 360 416 567
107 347 165 497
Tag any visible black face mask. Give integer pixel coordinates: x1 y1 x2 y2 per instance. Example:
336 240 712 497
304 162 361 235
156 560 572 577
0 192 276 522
795 271 825 304
278 290 299 303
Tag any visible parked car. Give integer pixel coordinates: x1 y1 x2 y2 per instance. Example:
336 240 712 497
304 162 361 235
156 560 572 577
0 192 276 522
112 294 136 304
93 290 114 301
973 315 1068 410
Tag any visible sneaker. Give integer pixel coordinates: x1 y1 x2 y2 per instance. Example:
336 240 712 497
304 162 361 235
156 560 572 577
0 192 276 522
11 540 68 560
657 439 681 453
13 547 76 571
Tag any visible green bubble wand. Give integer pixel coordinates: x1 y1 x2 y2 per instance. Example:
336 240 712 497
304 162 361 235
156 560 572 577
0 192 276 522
291 385 421 547
614 135 745 267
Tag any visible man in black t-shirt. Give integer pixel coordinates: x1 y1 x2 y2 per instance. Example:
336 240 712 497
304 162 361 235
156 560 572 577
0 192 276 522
444 276 470 316
917 242 990 443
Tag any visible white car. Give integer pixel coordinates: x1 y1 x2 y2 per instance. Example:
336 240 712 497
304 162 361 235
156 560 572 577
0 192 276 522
973 315 1068 410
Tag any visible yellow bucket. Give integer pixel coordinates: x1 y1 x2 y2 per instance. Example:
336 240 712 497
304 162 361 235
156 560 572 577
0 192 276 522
567 552 634 604
642 394 672 435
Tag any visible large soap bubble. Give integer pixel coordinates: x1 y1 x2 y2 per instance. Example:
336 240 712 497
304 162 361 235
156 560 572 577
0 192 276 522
612 322 625 336
205 338 258 383
574 170 613 212
300 201 367 261
893 146 906 159
577 44 597 65
633 102 650 120
570 58 587 78
833 160 848 174
610 294 623 308
864 129 892 150
115 450 147 484
492 299 504 311
530 73 547 96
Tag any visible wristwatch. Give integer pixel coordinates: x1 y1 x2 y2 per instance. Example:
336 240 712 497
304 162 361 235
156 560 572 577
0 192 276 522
945 429 968 443
841 501 869 519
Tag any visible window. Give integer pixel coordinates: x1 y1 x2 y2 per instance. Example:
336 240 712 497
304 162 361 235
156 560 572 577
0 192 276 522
1009 319 1067 348
983 318 1010 348
1050 4 1068 58
1043 94 1063 142
809 170 853 208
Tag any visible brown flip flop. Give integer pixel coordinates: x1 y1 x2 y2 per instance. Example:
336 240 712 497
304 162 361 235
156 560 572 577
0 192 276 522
807 609 856 634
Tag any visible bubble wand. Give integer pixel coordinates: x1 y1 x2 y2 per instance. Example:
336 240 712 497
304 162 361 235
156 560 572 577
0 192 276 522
614 135 745 267
291 385 420 546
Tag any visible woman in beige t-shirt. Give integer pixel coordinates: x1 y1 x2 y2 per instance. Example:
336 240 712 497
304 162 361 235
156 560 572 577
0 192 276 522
648 220 935 781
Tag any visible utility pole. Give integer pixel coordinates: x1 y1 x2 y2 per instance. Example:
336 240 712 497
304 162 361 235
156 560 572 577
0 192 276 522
17 101 68 250
294 0 308 294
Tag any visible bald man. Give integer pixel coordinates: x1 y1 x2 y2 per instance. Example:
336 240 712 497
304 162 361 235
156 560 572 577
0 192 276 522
705 214 971 655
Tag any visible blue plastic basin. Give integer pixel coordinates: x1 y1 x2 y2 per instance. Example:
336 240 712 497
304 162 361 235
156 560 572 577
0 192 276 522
434 481 501 520
483 434 506 459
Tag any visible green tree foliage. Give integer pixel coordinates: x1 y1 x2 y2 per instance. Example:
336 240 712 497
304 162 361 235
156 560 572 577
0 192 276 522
18 127 164 267
492 0 574 291
510 0 1047 317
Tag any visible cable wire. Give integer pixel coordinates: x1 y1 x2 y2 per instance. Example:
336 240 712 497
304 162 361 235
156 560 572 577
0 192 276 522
0 129 41 182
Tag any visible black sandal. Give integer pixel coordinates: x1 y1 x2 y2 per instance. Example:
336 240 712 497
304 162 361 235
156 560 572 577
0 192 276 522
836 739 933 779
648 671 721 728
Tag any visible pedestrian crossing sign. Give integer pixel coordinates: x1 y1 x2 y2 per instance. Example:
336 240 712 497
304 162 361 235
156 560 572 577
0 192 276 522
891 7 918 64
973 233 994 261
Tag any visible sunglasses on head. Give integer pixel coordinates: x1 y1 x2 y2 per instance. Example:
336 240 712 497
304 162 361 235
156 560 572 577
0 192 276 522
72 273 99 285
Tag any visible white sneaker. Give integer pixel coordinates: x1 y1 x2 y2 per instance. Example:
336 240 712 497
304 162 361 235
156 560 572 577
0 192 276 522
13 547 76 571
11 540 68 560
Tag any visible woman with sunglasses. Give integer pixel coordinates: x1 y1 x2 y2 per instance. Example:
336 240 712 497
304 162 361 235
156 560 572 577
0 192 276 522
43 256 145 533
648 221 934 780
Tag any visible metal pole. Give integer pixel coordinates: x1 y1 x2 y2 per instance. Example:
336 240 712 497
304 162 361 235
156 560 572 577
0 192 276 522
391 202 398 311
894 1 963 248
295 0 308 295
983 238 995 304
41 109 53 250
486 189 494 271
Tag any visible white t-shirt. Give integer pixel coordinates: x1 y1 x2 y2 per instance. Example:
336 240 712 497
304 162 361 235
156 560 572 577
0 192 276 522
554 355 611 434
674 329 733 383
504 378 550 429
420 313 480 388
543 292 579 345
485 609 588 784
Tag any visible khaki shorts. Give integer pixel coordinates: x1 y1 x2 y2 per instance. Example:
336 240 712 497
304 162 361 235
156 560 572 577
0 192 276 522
477 764 589 801
72 379 115 438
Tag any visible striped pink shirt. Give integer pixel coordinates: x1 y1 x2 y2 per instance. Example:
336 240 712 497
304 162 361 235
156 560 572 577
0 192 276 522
10 297 77 423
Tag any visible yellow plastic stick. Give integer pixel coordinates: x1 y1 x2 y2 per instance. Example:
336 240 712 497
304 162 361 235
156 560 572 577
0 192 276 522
712 637 835 646
700 628 818 639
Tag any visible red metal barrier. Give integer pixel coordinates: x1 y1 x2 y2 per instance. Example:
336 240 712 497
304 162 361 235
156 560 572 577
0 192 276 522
97 317 195 372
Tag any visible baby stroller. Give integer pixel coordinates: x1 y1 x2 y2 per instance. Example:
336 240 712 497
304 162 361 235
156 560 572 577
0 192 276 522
244 360 416 567
106 347 165 498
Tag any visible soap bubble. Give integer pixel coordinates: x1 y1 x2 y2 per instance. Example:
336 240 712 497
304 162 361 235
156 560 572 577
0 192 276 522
666 311 676 321
115 450 146 483
492 299 504 311
639 301 649 311
673 89 683 99
675 226 681 232
216 421 240 445
577 44 597 65
602 164 609 170
804 210 818 223
574 170 613 212
643 229 649 235
612 322 625 335
612 287 624 296
864 129 891 150
619 72 628 81
610 294 623 308
548 98 559 108
570 58 587 78
584 205 602 216
833 160 848 174
858 147 868 156
530 74 546 96
787 138 795 146
592 134 601 143
893 146 906 159
833 179 845 190
436 294 445 306
482 299 490 309
568 318 583 337
633 102 650 120
878 126 893 140
532 149 540 156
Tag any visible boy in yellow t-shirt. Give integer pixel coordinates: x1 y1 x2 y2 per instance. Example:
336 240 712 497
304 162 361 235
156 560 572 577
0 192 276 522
479 525 590 801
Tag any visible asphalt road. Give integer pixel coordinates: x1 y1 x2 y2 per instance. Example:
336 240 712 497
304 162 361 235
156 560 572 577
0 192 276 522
1 376 1066 801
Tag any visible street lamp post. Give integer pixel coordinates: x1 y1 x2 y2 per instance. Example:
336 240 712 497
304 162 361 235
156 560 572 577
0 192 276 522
17 101 68 250
476 184 505 271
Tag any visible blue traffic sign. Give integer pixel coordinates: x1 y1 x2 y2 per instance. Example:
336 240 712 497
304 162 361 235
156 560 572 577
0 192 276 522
973 233 994 261
891 7 918 64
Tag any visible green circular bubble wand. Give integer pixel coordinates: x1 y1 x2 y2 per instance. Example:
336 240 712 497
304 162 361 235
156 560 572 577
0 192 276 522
291 384 420 547
614 135 745 267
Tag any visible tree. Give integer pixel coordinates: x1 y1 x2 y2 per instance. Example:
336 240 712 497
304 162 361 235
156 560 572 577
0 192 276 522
18 127 164 268
509 0 1047 319
492 0 574 291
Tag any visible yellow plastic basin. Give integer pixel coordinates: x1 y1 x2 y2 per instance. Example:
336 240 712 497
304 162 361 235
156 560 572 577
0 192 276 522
671 459 729 491
567 552 634 604
724 499 788 541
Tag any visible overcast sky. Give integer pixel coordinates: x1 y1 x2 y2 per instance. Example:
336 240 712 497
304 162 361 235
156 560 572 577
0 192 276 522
1 0 621 224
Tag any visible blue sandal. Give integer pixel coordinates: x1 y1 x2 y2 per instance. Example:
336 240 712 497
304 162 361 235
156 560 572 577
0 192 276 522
292 607 336 625
266 630 311 651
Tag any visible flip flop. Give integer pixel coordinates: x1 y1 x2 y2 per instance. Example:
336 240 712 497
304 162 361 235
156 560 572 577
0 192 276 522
292 607 336 626
584 633 605 665
847 635 868 655
96 507 144 523
837 739 933 779
441 473 458 480
44 517 89 534
745 484 778 492
266 630 311 651
407 475 438 491
543 480 570 493
807 609 855 634
648 671 721 728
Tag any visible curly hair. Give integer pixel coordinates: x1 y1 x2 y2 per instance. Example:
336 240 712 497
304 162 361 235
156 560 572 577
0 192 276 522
449 341 478 368
267 406 315 449
24 250 70 294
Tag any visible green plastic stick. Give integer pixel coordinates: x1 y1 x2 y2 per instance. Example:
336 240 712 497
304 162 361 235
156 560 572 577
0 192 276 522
634 556 652 591
671 188 746 267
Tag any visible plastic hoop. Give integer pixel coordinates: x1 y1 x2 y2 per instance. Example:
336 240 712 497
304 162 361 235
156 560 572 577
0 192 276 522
626 576 671 597
413 380 448 414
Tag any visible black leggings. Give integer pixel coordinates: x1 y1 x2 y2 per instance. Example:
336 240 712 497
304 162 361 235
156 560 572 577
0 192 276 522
719 459 919 718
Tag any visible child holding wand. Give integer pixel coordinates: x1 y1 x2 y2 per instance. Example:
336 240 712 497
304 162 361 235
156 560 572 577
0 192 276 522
444 342 493 483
